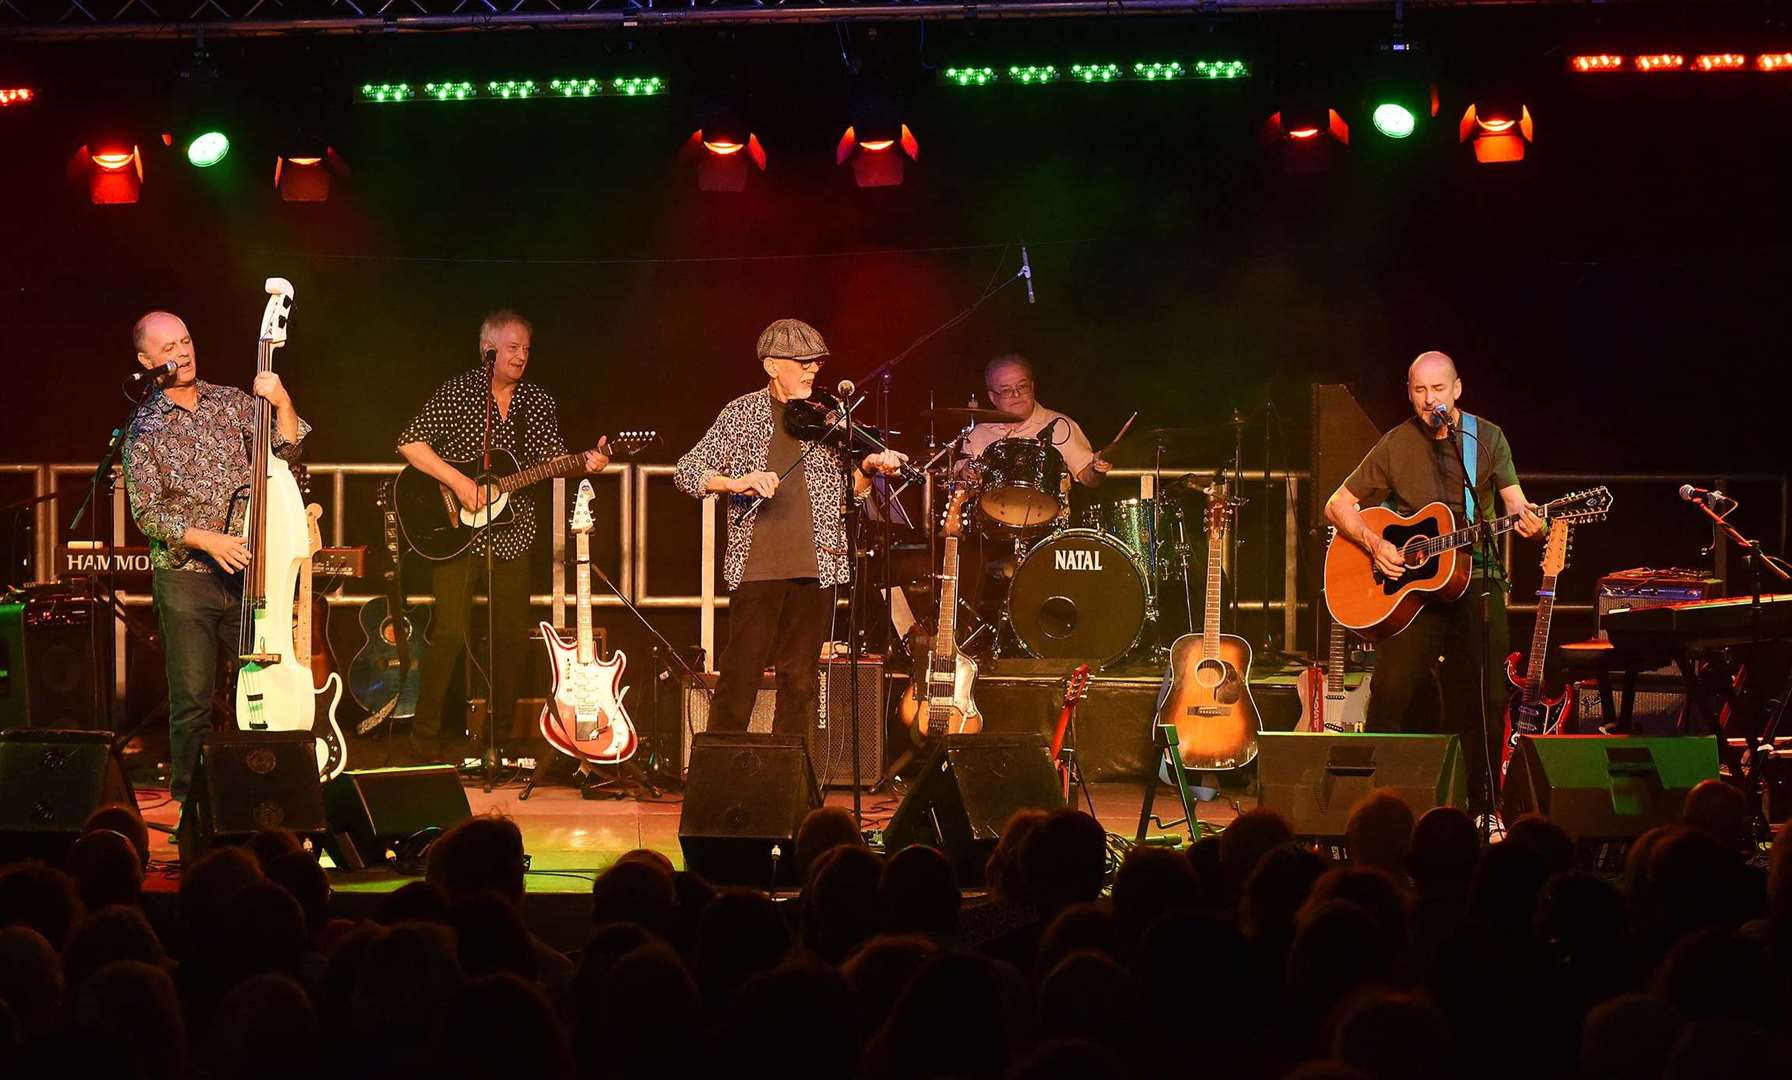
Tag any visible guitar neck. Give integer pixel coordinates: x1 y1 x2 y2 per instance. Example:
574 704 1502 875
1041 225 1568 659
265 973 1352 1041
1522 572 1559 704
935 535 961 659
575 530 595 665
1203 521 1225 659
1324 612 1347 694
496 451 585 495
1412 510 1526 562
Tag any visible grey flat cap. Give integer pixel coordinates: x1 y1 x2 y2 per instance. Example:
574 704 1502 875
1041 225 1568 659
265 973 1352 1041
756 318 830 361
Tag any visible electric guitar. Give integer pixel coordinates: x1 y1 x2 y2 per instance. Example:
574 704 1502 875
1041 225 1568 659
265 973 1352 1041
1324 486 1613 641
898 487 983 743
1048 665 1094 800
349 479 432 726
1502 517 1590 773
538 479 637 764
1297 529 1371 733
294 503 348 781
394 430 657 561
1155 485 1262 771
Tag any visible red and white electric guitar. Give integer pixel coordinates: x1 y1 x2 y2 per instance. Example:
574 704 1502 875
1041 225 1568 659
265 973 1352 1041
1501 517 1581 775
1297 529 1371 733
538 480 637 764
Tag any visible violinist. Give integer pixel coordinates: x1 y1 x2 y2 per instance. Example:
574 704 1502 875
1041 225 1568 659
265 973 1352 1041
122 311 310 810
674 318 907 734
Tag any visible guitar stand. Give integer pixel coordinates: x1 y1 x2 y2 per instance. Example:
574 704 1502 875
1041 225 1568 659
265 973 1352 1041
1059 745 1098 822
1132 721 1209 846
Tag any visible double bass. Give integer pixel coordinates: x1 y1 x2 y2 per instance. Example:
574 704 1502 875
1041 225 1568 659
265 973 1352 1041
232 278 346 781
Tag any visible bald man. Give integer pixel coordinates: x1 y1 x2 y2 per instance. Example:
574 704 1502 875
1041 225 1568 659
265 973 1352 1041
122 311 309 811
1325 351 1541 817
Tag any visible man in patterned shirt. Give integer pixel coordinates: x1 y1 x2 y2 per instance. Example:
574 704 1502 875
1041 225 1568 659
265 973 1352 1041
123 311 311 807
675 318 906 735
397 310 609 764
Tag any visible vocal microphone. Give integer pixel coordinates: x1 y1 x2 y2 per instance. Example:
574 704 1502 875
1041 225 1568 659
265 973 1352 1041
836 379 856 399
1679 484 1731 505
1020 244 1036 305
1428 403 1450 429
131 360 178 383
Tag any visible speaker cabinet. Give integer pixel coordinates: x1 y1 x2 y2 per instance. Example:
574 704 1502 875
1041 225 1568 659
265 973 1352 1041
0 729 134 864
1257 733 1468 838
181 732 326 861
884 733 1064 886
0 593 105 732
678 732 820 887
1501 735 1719 839
677 659 885 787
322 765 472 871
1572 679 1687 738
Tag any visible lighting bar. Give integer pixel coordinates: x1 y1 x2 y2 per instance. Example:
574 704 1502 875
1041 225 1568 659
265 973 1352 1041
1569 55 1625 73
358 76 665 103
1633 54 1686 73
1759 53 1792 72
942 60 1248 87
0 87 35 106
1693 53 1747 72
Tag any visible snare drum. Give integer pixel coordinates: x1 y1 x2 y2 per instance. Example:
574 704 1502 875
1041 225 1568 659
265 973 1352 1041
1006 529 1148 666
976 438 1066 535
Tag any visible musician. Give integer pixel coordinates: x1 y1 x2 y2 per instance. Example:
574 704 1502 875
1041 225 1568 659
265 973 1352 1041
122 311 310 809
962 355 1112 488
1324 350 1543 814
674 318 907 734
396 310 609 764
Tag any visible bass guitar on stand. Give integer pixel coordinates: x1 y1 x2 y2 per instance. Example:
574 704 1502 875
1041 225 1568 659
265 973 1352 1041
538 479 637 764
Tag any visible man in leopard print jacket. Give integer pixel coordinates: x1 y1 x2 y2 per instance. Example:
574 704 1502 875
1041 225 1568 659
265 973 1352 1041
675 318 907 734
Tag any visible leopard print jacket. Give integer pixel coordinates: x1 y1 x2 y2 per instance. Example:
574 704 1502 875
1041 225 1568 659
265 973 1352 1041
675 387 862 591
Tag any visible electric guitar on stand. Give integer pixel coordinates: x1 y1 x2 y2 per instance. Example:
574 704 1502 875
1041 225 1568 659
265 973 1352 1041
898 487 983 743
538 479 637 764
1502 517 1587 774
1298 530 1371 733
295 504 348 780
1048 664 1094 800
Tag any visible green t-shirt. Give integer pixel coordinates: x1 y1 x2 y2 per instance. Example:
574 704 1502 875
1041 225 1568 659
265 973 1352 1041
1344 414 1520 577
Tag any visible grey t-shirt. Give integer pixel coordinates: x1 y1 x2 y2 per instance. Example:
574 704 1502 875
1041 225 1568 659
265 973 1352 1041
741 400 822 583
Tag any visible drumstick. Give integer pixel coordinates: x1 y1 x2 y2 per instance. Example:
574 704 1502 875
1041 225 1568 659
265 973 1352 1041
1097 412 1137 458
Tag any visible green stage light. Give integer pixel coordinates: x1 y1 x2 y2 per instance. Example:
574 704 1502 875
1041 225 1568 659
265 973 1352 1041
1194 60 1250 80
488 80 537 99
1134 62 1185 81
944 67 996 87
425 82 474 101
612 77 664 96
1009 65 1059 85
361 83 413 103
1071 64 1121 84
551 78 603 97
1372 103 1417 139
186 131 230 167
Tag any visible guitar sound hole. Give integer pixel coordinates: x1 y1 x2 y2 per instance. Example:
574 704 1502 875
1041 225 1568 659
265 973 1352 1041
1193 658 1226 689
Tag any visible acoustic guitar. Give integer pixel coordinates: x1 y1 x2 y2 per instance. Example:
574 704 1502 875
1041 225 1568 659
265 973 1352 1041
1155 485 1262 772
1324 486 1613 641
349 479 431 724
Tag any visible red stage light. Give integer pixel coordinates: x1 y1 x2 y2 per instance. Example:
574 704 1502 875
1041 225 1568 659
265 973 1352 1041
1693 54 1747 72
1460 104 1533 164
81 144 143 204
702 139 745 155
275 151 333 202
837 123 917 188
859 138 895 151
1286 127 1320 140
0 88 34 106
1569 55 1625 74
1758 53 1792 72
692 129 766 192
1633 54 1686 73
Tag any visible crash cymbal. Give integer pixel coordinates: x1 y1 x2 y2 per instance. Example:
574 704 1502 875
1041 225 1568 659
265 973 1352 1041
920 406 1027 424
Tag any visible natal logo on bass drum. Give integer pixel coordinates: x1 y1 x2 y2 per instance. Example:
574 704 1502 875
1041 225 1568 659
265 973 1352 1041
1054 548 1105 571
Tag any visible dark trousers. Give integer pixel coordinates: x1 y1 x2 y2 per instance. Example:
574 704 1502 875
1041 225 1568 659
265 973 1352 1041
1366 583 1510 811
712 579 836 734
415 550 533 745
152 568 242 803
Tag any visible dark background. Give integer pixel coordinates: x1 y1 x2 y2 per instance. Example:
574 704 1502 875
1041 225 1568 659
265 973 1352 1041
3 8 1788 705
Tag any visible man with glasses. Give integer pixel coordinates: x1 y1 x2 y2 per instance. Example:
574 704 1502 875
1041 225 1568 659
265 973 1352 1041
962 354 1111 489
675 318 907 733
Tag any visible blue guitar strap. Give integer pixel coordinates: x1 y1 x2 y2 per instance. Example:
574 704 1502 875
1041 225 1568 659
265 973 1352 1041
1460 412 1478 522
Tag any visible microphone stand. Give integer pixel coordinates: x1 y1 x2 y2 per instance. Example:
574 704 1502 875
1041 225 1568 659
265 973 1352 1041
1440 412 1500 832
480 355 500 793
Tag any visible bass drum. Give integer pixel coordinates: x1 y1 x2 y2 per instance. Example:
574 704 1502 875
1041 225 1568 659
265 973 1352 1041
1007 529 1147 667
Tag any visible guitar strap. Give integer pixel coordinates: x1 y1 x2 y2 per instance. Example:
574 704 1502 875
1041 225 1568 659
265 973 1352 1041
1460 412 1478 523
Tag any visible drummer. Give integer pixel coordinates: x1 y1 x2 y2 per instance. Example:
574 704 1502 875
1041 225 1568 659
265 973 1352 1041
962 354 1113 490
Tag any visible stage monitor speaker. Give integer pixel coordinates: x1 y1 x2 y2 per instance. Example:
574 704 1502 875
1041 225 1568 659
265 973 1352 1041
0 729 133 864
321 765 472 871
0 592 105 732
1257 733 1467 838
678 659 886 787
883 733 1064 886
181 732 327 861
1501 735 1719 839
678 732 820 887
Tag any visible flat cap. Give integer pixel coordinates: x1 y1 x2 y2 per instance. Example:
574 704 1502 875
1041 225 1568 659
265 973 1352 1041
756 318 829 362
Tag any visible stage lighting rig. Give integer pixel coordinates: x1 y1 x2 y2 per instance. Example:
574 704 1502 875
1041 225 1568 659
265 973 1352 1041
688 95 766 193
837 90 917 189
1459 94 1533 164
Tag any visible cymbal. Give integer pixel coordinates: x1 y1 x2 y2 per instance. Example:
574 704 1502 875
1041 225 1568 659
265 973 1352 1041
920 406 1027 424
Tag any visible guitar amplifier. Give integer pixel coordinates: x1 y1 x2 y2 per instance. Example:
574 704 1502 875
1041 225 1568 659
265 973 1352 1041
677 657 885 787
1595 568 1720 639
0 589 106 732
1572 678 1687 737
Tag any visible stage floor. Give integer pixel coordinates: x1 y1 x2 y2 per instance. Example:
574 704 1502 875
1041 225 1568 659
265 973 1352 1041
137 774 1245 896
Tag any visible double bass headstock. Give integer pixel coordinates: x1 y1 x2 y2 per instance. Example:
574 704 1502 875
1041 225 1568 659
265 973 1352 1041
260 278 295 350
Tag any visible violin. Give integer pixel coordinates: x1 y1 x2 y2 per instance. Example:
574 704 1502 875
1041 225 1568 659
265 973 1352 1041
783 392 925 485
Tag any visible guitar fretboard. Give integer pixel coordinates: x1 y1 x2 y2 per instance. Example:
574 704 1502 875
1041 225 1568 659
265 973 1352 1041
498 452 586 495
1203 509 1225 660
1522 574 1559 706
575 528 595 665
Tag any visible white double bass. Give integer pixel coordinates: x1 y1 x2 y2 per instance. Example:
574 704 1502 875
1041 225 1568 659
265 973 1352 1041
232 278 346 781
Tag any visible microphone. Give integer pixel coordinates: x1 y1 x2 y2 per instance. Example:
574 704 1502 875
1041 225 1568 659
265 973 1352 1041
1428 403 1450 429
1679 484 1731 505
836 379 856 398
1020 245 1035 305
131 360 178 383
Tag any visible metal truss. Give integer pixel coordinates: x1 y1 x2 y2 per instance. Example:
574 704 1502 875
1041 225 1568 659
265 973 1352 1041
0 1 1651 43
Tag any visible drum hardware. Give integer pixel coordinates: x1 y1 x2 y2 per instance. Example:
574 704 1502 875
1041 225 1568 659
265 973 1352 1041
919 406 1027 424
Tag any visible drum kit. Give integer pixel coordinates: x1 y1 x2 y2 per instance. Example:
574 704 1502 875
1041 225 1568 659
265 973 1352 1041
911 407 1211 670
